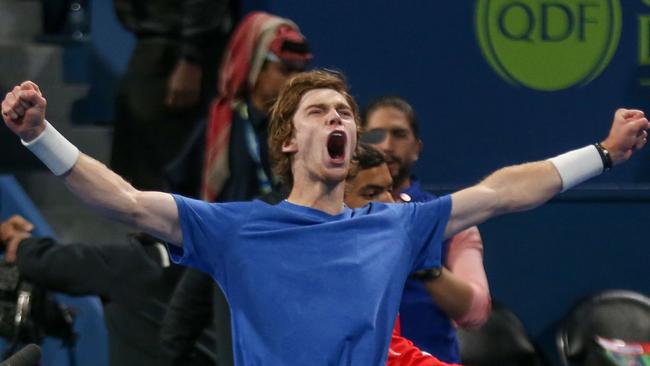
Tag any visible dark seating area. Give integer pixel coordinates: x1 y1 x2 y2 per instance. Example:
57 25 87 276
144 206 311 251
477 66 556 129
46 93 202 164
458 302 547 366
557 290 650 366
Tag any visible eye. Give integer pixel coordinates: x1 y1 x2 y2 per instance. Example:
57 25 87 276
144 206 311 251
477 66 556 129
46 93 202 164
392 130 409 139
338 108 353 118
361 189 381 200
308 107 323 115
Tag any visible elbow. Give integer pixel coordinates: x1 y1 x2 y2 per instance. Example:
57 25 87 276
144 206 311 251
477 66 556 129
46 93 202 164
130 190 153 226
454 283 492 329
111 188 147 227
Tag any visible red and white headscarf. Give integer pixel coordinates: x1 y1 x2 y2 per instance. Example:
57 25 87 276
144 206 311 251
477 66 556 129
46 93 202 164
201 11 311 201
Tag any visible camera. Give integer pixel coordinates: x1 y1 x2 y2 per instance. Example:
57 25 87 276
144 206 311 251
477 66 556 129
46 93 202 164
0 262 76 352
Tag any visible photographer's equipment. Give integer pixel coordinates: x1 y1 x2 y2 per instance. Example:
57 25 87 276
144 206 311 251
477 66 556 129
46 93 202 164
0 262 76 360
0 343 41 366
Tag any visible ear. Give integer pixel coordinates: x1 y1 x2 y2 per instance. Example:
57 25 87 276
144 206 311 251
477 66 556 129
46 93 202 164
282 137 298 153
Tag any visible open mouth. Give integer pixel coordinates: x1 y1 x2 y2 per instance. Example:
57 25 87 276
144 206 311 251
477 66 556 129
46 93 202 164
327 131 346 160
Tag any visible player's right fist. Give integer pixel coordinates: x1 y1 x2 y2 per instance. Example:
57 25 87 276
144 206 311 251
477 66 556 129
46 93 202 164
1 81 47 142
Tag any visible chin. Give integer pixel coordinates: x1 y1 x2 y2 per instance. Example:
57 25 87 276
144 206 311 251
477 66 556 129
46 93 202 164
322 167 348 184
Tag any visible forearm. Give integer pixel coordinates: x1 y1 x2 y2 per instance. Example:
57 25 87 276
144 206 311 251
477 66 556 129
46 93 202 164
423 268 475 320
483 160 561 215
446 161 561 238
64 155 181 243
64 153 142 225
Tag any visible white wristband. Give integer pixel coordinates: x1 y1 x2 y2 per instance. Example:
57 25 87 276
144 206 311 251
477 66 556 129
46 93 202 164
548 145 603 192
21 120 80 176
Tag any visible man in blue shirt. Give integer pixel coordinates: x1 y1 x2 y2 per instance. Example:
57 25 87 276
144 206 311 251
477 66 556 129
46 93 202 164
2 71 648 365
361 97 491 362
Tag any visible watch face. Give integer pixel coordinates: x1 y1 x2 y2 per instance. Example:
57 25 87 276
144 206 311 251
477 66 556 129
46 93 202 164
410 267 442 281
429 268 442 280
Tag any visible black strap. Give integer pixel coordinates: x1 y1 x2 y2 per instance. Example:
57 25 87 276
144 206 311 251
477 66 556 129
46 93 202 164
594 142 613 171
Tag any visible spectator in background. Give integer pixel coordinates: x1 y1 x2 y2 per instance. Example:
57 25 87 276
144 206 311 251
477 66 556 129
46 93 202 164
161 11 312 366
0 215 211 366
361 97 491 363
110 0 232 190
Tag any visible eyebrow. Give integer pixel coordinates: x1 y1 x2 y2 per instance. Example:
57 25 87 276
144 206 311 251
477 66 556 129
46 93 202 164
305 102 351 111
371 126 408 132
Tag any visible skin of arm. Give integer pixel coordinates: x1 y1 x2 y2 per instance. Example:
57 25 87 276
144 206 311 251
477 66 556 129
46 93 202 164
430 226 491 328
1 81 183 245
445 108 650 239
422 267 475 321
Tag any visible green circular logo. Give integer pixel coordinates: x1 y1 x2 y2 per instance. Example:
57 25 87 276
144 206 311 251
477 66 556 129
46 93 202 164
475 0 621 91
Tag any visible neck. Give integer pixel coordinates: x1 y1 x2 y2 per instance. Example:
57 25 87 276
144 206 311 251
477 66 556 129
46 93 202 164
287 179 346 216
392 175 412 200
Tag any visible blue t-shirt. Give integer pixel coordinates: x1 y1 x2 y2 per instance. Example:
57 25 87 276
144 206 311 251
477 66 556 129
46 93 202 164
399 179 460 363
168 195 451 366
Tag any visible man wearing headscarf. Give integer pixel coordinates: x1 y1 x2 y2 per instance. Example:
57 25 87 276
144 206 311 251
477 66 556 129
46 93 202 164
203 11 312 202
160 12 311 366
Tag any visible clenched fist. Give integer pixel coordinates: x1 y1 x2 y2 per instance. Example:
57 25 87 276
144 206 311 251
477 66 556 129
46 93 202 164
1 81 47 142
600 109 650 166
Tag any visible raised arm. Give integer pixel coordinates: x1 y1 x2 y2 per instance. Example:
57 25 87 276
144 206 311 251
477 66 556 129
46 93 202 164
2 81 183 245
445 109 650 238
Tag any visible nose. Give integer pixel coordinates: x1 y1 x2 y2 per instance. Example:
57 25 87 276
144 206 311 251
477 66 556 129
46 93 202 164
326 109 342 126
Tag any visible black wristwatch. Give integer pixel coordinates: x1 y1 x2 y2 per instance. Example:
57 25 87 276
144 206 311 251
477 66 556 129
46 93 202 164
594 142 613 171
409 267 443 282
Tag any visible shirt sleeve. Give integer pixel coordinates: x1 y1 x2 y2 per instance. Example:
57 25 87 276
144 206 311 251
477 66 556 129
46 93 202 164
167 194 250 279
446 226 492 328
16 237 160 302
398 195 452 271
